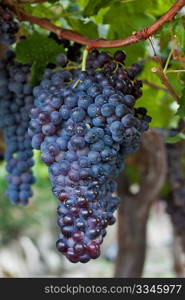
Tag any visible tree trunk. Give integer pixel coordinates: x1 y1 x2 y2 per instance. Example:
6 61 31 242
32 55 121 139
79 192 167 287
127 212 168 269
115 195 149 277
115 130 167 277
172 231 185 277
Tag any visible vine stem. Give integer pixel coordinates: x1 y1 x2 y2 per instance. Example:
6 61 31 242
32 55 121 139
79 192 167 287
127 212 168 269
163 48 173 74
4 0 185 49
153 56 181 102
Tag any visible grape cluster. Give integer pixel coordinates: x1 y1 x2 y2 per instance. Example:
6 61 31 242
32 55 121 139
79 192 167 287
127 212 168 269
0 50 35 205
29 50 151 263
49 32 82 62
0 5 19 45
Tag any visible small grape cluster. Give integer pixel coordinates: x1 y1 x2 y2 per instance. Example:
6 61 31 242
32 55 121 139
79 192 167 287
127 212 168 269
29 50 151 262
49 32 82 62
0 5 19 45
0 51 35 205
127 63 143 80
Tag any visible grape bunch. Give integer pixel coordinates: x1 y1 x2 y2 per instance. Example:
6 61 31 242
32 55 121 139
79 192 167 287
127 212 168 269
49 32 82 62
0 5 19 45
29 49 151 263
0 50 35 205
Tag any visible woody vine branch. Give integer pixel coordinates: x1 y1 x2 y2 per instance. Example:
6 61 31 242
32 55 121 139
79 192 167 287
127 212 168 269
4 0 185 50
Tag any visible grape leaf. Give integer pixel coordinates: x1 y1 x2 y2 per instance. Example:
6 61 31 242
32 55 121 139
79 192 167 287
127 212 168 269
83 0 112 17
136 61 175 128
173 16 185 52
103 2 155 63
15 33 65 85
158 23 171 53
159 16 185 54
136 87 174 128
66 17 98 39
82 0 172 17
145 0 176 16
24 2 59 19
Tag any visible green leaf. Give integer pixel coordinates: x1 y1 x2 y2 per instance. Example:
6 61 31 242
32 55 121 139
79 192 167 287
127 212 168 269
136 60 175 128
159 16 185 54
158 23 171 53
83 0 112 17
15 33 65 85
24 2 59 20
103 2 155 63
173 16 185 52
66 17 98 39
145 0 176 16
136 87 175 128
165 132 185 143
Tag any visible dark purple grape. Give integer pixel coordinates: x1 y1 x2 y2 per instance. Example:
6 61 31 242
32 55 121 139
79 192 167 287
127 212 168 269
114 50 126 62
56 54 68 67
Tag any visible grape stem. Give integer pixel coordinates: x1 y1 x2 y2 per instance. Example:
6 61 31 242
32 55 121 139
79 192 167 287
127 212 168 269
4 0 185 49
153 56 181 102
81 48 89 72
163 48 173 74
166 70 185 73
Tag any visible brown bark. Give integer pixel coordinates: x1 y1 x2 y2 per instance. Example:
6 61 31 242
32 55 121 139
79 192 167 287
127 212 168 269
115 130 167 277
